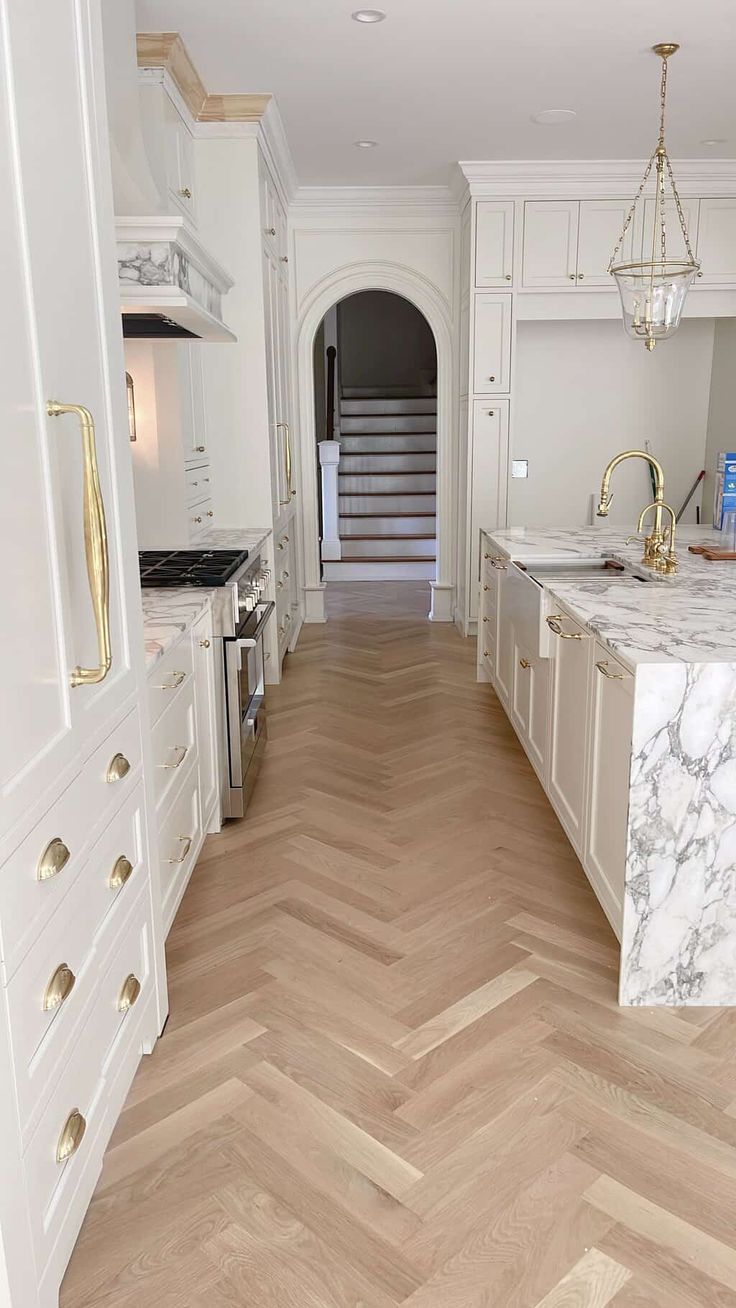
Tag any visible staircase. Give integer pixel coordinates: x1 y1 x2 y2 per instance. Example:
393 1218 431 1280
322 389 437 581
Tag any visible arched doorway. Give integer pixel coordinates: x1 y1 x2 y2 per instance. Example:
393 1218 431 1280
295 264 455 624
314 290 437 589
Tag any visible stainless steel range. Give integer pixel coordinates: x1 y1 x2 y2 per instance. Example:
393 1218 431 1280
139 547 274 818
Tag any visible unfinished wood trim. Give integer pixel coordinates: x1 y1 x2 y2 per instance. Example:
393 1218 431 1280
136 32 271 123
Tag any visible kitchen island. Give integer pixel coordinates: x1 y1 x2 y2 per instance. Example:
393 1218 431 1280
478 524 736 1008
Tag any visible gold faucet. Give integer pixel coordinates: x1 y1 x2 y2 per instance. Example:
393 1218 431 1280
597 450 677 573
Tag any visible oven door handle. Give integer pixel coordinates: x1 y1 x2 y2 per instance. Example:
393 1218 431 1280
236 600 275 648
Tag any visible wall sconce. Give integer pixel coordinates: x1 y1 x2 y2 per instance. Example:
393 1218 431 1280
125 371 137 442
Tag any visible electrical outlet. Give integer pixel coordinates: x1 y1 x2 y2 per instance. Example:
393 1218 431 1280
511 459 529 479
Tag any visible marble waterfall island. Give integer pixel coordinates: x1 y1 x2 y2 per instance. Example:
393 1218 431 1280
481 525 736 1007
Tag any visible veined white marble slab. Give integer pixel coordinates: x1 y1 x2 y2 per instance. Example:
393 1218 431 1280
197 526 272 557
141 588 213 669
484 525 736 665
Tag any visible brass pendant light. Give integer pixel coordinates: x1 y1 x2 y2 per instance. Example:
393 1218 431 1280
609 43 699 351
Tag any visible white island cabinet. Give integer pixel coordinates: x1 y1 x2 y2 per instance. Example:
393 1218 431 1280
0 3 167 1305
478 524 736 1008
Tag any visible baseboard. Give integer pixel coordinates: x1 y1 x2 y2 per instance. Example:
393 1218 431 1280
322 560 436 581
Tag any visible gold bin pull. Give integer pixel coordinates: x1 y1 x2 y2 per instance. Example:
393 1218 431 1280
117 974 141 1013
56 1109 86 1164
43 963 76 1012
37 837 71 882
108 855 134 890
107 753 131 784
46 402 111 688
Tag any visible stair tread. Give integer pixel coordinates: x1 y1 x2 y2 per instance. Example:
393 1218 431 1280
337 554 437 563
339 511 436 517
341 534 436 541
341 451 437 457
339 491 437 496
339 471 436 478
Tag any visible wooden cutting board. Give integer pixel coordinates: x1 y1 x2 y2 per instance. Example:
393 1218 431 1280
688 545 736 561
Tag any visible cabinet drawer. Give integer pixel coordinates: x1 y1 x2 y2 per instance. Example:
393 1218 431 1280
24 885 152 1265
8 788 146 1140
147 632 195 730
0 709 143 977
159 761 202 931
472 295 511 394
151 681 197 811
189 499 214 538
185 466 212 505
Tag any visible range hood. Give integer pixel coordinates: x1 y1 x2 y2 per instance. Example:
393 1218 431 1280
117 216 235 341
102 0 235 342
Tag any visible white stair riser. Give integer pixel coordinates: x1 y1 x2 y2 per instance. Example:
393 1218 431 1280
339 494 436 513
339 433 436 454
339 473 435 494
339 515 437 535
342 386 436 399
341 538 437 559
340 398 437 416
323 560 436 581
340 453 436 474
340 415 436 434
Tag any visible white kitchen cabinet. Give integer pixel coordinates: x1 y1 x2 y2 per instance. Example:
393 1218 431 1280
511 632 548 779
0 3 166 1304
262 179 295 534
522 201 580 287
193 608 220 832
475 201 515 287
468 403 509 620
577 199 638 286
472 294 512 394
695 199 736 284
494 562 514 707
546 604 592 855
584 644 634 938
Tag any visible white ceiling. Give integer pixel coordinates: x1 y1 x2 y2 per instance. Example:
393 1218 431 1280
135 0 736 187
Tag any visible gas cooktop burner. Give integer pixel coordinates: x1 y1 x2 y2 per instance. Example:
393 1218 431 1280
138 548 249 588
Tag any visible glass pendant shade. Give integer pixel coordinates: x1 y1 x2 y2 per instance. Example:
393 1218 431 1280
612 260 698 351
609 45 699 350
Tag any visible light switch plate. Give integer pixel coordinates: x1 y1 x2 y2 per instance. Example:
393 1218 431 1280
511 459 529 479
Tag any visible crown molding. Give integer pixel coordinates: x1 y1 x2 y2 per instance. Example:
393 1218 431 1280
460 159 736 198
136 32 271 124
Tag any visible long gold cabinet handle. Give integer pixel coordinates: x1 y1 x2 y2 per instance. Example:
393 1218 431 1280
56 1109 86 1164
277 423 294 505
166 835 192 864
37 837 71 882
46 402 111 688
43 963 76 1012
546 615 585 640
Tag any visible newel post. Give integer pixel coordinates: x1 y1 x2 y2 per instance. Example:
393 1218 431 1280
318 440 341 561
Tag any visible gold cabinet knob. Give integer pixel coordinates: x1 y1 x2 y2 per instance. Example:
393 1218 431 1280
487 409 495 416
199 638 211 648
193 516 202 524
484 552 491 559
568 273 576 280
179 186 192 199
57 1109 86 1164
195 445 206 452
280 255 289 263
117 973 141 1013
108 854 133 890
505 274 512 281
489 376 495 382
43 963 76 1012
482 615 488 622
577 272 585 280
483 584 489 591
206 510 214 518
107 753 131 784
519 657 531 669
37 837 71 882
266 226 276 236
483 650 490 657
697 270 703 278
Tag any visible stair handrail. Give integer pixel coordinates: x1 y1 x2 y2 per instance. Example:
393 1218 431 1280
326 345 336 440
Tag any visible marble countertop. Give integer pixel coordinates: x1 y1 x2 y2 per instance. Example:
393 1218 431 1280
140 526 272 668
483 525 736 666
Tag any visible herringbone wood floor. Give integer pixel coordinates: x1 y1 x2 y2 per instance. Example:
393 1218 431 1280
62 583 736 1307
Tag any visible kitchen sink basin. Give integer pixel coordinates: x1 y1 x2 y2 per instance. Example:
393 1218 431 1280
520 556 652 584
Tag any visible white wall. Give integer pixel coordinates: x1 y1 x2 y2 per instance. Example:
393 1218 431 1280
704 319 736 523
338 290 436 391
509 319 716 529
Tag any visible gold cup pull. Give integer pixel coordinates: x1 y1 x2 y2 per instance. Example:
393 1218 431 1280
166 834 192 864
107 752 131 783
37 837 71 882
56 1109 86 1164
108 854 134 890
117 974 141 1013
47 403 111 688
43 963 76 1012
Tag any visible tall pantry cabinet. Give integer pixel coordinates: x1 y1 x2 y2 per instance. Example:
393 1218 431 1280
0 2 167 1304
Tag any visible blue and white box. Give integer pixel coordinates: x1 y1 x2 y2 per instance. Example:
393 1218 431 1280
713 452 736 530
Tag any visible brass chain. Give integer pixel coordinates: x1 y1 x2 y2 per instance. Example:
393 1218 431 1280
609 49 697 272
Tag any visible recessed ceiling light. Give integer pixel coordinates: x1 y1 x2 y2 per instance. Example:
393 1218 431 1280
351 9 386 21
531 109 577 126
354 139 379 148
701 138 726 146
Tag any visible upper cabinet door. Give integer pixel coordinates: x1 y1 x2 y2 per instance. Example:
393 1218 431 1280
0 0 140 841
475 201 515 287
577 200 638 287
472 294 512 394
694 199 736 284
522 201 579 287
